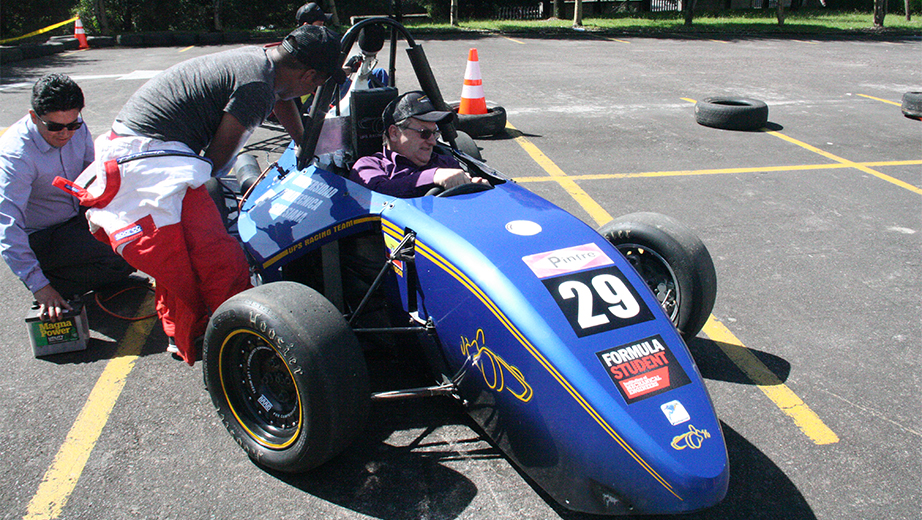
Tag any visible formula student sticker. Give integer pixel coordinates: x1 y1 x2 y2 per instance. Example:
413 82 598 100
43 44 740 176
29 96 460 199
596 335 691 405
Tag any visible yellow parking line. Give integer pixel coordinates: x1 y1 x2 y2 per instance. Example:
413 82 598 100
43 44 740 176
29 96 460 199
703 316 839 445
179 45 195 53
856 93 901 106
506 121 612 226
763 130 922 195
509 118 839 445
24 294 156 520
681 97 921 195
499 35 526 45
513 160 922 183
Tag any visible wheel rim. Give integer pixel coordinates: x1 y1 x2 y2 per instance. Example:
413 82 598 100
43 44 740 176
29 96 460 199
616 243 681 325
219 329 302 449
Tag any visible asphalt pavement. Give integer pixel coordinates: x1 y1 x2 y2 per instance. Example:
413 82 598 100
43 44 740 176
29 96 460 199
0 29 920 520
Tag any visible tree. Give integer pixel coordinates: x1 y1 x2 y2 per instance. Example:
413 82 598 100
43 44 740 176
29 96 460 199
683 0 697 26
874 0 887 26
573 0 583 27
94 0 110 34
323 0 341 26
777 0 785 25
450 0 459 26
213 0 222 31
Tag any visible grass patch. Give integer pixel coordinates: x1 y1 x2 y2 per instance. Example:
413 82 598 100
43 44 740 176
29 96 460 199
401 10 921 36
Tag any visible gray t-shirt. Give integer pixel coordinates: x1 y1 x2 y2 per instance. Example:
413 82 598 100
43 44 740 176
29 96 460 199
115 46 277 154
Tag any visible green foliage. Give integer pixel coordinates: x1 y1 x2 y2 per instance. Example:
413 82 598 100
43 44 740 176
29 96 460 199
1 0 75 41
2 0 919 39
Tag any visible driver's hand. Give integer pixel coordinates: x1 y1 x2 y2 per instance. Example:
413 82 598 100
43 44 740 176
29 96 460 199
434 168 485 189
33 284 72 322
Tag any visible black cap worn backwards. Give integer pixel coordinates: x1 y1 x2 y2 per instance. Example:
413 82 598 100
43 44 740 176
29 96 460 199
296 2 333 25
383 91 453 128
281 24 346 84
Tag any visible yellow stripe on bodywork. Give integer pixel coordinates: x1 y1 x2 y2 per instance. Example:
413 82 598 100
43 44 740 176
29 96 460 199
381 219 682 500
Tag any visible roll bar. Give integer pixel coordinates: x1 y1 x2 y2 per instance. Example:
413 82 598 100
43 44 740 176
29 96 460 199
296 18 459 170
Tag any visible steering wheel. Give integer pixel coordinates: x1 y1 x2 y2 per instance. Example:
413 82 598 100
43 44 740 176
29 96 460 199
433 182 494 197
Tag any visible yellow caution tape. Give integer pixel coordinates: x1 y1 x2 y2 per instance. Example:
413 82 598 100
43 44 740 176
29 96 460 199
0 16 79 45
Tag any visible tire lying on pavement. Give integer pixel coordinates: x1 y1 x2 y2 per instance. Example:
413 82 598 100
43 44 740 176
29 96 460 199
901 92 922 120
449 102 507 138
695 97 769 131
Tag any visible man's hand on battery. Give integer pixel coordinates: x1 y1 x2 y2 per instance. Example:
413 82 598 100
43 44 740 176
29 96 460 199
33 284 72 321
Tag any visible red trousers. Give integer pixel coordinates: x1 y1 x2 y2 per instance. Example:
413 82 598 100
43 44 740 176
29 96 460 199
95 185 251 364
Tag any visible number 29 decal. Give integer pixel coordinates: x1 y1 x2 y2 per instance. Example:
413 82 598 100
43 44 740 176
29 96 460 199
544 266 653 337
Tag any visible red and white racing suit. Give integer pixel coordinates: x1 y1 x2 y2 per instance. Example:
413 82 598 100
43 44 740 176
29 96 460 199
56 133 250 364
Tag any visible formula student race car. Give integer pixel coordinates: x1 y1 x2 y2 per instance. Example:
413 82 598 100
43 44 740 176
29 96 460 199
203 18 728 516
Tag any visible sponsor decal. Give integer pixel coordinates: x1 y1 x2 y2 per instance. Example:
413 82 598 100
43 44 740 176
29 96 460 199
257 394 273 412
661 400 691 426
113 224 142 242
670 424 711 450
523 242 613 279
505 220 542 236
544 266 654 337
596 334 691 404
383 234 404 276
109 215 153 248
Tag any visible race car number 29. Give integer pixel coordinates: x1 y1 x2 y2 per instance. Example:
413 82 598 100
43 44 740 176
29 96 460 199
543 266 654 338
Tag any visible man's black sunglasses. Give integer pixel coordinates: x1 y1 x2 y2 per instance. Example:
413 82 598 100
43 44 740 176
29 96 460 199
38 116 84 132
400 125 440 141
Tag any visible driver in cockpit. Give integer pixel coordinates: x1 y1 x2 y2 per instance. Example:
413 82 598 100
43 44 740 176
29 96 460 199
348 91 488 197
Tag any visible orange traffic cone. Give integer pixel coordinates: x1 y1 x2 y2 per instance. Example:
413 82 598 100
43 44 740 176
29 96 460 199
75 17 90 50
459 48 487 115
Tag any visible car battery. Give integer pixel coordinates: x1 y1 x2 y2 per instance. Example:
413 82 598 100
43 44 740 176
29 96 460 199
25 299 90 357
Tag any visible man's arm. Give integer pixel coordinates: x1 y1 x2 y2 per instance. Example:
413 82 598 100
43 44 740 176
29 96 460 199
0 154 71 319
203 112 253 177
272 99 304 147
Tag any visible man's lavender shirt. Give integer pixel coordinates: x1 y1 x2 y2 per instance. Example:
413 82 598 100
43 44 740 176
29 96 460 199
0 115 93 292
349 147 459 198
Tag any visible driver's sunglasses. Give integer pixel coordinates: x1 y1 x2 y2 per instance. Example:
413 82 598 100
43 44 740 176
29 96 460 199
400 125 440 141
37 115 83 133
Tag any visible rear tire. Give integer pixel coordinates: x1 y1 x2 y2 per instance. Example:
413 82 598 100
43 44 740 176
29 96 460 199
203 282 369 472
600 213 717 339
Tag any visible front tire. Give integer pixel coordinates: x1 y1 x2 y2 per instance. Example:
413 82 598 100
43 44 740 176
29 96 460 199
203 282 369 473
600 213 717 339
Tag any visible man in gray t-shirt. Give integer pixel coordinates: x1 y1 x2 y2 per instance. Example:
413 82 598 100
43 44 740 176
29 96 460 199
75 24 346 364
114 24 346 177
114 46 276 165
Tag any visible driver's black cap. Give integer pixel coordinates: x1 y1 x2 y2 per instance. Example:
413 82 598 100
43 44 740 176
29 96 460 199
281 24 346 84
296 2 333 25
383 91 452 127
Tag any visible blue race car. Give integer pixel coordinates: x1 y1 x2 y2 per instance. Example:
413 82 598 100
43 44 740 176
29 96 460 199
203 18 727 516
